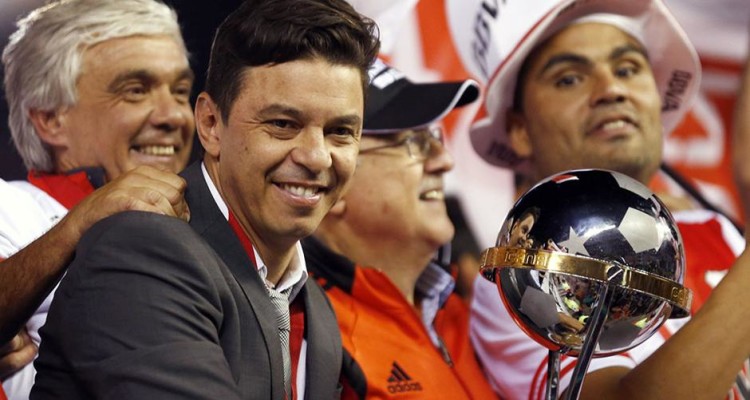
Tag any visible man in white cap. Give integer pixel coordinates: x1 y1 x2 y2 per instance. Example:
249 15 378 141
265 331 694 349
303 59 499 399
447 0 750 399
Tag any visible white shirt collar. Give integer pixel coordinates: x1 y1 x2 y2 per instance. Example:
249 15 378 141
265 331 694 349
416 261 455 347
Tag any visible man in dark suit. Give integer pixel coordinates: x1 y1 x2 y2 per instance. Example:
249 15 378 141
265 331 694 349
30 0 380 399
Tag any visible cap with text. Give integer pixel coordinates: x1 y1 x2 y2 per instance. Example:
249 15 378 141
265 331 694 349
364 58 480 133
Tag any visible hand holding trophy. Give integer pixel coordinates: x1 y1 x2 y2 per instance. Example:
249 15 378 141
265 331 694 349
480 169 692 400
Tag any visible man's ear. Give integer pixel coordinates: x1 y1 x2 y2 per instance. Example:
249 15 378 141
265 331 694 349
195 92 222 157
328 199 346 217
507 111 533 159
28 109 68 147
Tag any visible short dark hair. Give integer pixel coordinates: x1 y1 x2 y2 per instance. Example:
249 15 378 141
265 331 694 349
516 206 540 226
205 0 380 122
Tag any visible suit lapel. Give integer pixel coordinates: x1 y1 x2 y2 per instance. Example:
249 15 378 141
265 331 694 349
303 280 343 398
181 163 286 398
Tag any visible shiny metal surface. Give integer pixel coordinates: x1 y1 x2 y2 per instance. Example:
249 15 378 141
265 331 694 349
483 169 692 357
480 247 692 313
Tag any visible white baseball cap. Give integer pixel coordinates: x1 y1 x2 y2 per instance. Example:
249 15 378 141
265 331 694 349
446 0 701 169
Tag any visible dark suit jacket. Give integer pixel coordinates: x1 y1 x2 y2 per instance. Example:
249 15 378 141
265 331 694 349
31 163 342 399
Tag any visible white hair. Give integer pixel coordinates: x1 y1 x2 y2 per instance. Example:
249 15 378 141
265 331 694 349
2 0 186 172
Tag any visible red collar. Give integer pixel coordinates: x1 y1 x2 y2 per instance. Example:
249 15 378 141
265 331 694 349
227 211 258 268
27 170 98 209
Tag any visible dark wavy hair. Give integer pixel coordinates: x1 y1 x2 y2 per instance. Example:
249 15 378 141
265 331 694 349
205 0 380 121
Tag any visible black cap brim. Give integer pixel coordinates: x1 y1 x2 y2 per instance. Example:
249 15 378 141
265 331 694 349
363 79 480 132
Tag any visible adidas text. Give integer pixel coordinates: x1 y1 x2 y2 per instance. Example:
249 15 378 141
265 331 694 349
387 381 423 394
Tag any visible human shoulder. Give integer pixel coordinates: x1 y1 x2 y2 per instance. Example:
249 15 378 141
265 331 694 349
0 178 67 257
0 178 66 216
71 210 215 280
79 210 201 255
59 210 227 307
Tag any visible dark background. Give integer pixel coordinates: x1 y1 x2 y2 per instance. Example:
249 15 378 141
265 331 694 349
0 1 242 181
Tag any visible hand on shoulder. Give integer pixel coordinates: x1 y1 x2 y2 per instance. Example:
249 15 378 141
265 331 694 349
61 166 190 241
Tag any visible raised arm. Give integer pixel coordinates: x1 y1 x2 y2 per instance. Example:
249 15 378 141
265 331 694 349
0 166 188 344
577 249 750 399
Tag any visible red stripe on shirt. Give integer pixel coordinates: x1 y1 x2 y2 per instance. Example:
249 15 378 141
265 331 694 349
679 218 735 313
289 298 305 400
27 170 95 210
0 173 93 392
228 212 257 266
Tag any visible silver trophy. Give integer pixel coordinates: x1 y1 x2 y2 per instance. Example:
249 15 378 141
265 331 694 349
480 169 692 400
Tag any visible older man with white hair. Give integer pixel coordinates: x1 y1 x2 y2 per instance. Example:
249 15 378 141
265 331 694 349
0 1 194 398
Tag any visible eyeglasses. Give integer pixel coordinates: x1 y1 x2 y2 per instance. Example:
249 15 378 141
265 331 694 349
359 126 444 161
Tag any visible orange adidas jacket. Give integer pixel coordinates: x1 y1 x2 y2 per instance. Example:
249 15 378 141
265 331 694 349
303 238 498 399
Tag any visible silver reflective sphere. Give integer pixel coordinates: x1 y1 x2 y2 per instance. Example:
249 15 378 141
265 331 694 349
481 169 690 357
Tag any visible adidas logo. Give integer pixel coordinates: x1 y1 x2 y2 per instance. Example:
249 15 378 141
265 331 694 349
386 362 423 394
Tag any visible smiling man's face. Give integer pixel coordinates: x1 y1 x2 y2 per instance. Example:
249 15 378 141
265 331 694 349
340 127 456 250
55 35 194 179
196 57 364 248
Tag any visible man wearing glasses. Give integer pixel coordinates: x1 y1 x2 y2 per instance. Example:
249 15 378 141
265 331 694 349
302 59 498 399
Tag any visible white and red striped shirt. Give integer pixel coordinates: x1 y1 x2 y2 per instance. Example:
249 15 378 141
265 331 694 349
0 172 95 400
